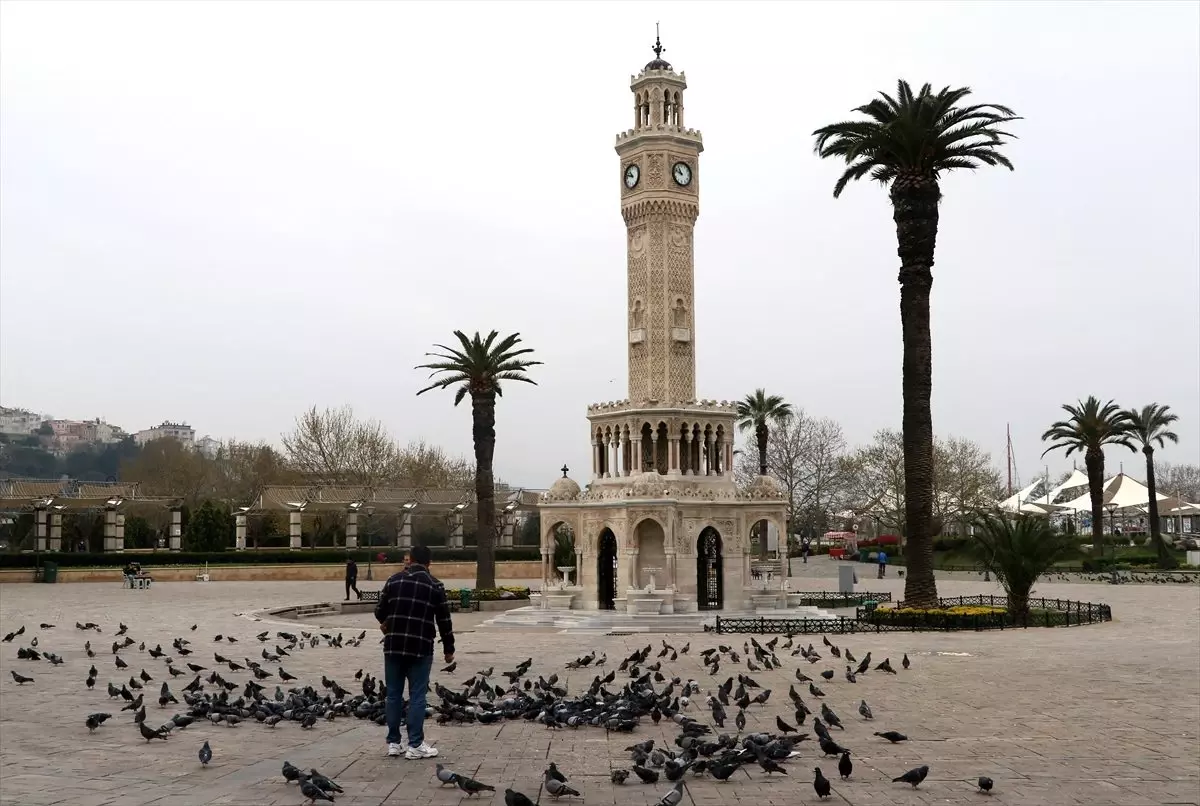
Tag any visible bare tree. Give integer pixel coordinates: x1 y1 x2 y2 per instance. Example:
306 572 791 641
844 429 908 536
1154 461 1200 504
120 438 215 505
397 440 473 489
735 410 853 540
281 406 402 486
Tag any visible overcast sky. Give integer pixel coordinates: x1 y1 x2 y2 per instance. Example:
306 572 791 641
2 1 1197 490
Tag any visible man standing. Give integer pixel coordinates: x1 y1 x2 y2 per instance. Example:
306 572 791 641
374 544 454 759
345 557 360 601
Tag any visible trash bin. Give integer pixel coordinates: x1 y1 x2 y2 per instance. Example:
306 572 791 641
459 589 472 610
41 561 58 583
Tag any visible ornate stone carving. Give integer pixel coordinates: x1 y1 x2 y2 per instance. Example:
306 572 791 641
646 153 665 188
649 223 666 401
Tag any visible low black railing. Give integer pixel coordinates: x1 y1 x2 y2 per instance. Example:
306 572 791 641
357 589 481 612
715 594 1111 634
788 591 893 607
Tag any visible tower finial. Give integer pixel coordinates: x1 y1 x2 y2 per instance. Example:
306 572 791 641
652 23 665 60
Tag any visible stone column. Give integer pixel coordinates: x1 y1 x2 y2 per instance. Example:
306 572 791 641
669 437 680 473
234 513 247 551
448 511 464 548
540 549 550 589
603 434 612 478
574 550 582 587
704 433 713 475
628 549 639 590
115 513 126 549
632 438 642 472
34 508 48 552
103 508 118 552
169 508 183 551
345 511 359 549
650 432 660 475
592 441 601 478
680 431 690 475
725 442 734 476
289 511 302 549
48 511 62 552
612 435 622 478
399 511 413 549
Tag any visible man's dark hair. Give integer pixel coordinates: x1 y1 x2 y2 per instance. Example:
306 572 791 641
410 544 433 566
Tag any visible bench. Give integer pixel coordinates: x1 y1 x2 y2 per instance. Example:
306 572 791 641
123 576 152 590
359 590 381 602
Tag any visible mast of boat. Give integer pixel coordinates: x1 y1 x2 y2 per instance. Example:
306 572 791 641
1006 423 1013 496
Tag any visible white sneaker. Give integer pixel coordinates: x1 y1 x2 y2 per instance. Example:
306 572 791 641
405 743 438 759
387 743 402 757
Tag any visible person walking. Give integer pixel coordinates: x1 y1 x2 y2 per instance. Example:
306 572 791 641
374 544 454 760
877 549 888 579
345 557 360 601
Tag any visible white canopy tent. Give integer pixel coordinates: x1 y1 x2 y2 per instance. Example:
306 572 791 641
997 479 1046 513
1046 469 1090 504
1053 473 1168 514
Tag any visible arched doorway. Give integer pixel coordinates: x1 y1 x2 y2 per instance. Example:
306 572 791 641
597 529 618 610
696 526 723 610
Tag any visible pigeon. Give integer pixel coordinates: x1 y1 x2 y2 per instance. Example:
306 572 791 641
845 666 857 683
775 715 797 734
308 770 343 795
656 781 685 806
505 790 537 806
282 761 303 783
86 714 104 732
838 751 852 780
820 703 844 729
893 765 929 788
114 656 128 669
10 671 33 685
858 700 873 720
300 777 334 803
902 653 911 670
546 763 568 784
633 765 660 784
808 682 824 697
442 661 457 673
978 776 994 793
436 764 459 786
813 767 832 799
610 769 629 784
199 740 212 766
874 730 908 743
820 669 834 680
456 776 496 796
876 658 896 674
138 721 168 741
543 771 580 798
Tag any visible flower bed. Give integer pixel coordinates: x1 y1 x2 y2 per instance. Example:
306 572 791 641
444 586 530 601
860 595 1111 629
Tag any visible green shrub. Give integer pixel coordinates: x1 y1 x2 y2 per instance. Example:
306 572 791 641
445 586 530 601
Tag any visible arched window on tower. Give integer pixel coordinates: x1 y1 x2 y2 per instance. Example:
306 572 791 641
634 93 643 128
662 92 672 127
673 92 683 126
642 95 651 128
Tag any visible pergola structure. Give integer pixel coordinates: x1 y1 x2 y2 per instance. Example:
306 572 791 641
237 484 545 550
1 477 546 553
0 478 183 551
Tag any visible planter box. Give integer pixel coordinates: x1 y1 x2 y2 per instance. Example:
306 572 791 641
544 593 576 611
752 593 783 610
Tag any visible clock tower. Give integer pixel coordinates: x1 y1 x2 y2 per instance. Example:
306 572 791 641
616 34 703 405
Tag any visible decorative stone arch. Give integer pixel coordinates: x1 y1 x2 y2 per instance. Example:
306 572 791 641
541 516 579 553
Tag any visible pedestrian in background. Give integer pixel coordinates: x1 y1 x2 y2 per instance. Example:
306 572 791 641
345 556 360 601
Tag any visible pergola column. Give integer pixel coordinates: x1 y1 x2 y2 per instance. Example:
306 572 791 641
234 512 247 551
103 508 118 552
345 511 359 549
48 511 62 552
34 508 48 552
115 513 126 549
398 510 413 549
448 511 464 548
170 508 183 551
500 511 515 548
289 511 302 549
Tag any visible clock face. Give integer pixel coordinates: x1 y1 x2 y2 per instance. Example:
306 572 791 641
624 164 640 189
672 161 693 186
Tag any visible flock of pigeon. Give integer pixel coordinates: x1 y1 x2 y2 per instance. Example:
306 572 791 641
2 617 1000 803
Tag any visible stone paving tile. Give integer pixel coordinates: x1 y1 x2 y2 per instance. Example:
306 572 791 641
1 573 1198 806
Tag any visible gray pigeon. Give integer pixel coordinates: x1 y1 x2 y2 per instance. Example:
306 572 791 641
656 781 684 806
858 700 873 719
544 771 581 798
199 740 212 766
892 764 929 788
436 764 459 786
300 777 334 803
308 770 343 794
505 790 536 806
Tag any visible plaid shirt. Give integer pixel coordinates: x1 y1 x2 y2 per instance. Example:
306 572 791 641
374 564 455 658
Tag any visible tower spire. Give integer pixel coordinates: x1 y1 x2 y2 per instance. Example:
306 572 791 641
652 23 665 60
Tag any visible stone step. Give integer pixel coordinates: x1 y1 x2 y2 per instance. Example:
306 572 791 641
293 603 338 619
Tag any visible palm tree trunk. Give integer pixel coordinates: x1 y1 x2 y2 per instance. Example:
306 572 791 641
892 177 940 608
1145 447 1177 569
1084 448 1105 545
756 421 769 476
470 387 498 590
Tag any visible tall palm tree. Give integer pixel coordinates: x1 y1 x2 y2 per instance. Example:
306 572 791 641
416 331 540 589
813 80 1019 607
1041 397 1133 544
735 390 793 476
1124 403 1180 568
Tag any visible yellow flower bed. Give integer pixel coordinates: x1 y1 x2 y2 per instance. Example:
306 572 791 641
890 605 1005 616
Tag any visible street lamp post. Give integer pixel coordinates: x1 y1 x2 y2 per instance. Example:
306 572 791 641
365 506 375 581
1105 503 1120 584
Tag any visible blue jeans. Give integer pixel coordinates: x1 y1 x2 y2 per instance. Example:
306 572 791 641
384 653 433 747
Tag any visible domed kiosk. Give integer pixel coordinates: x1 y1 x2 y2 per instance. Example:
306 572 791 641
535 37 789 613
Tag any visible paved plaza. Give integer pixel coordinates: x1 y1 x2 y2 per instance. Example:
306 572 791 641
1 564 1197 806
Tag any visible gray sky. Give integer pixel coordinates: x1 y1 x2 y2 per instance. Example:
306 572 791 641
2 1 1198 490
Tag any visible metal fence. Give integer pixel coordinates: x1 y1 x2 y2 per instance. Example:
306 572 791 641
715 594 1111 634
788 591 893 607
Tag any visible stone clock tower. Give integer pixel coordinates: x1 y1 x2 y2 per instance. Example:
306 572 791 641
617 36 702 405
537 35 788 616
